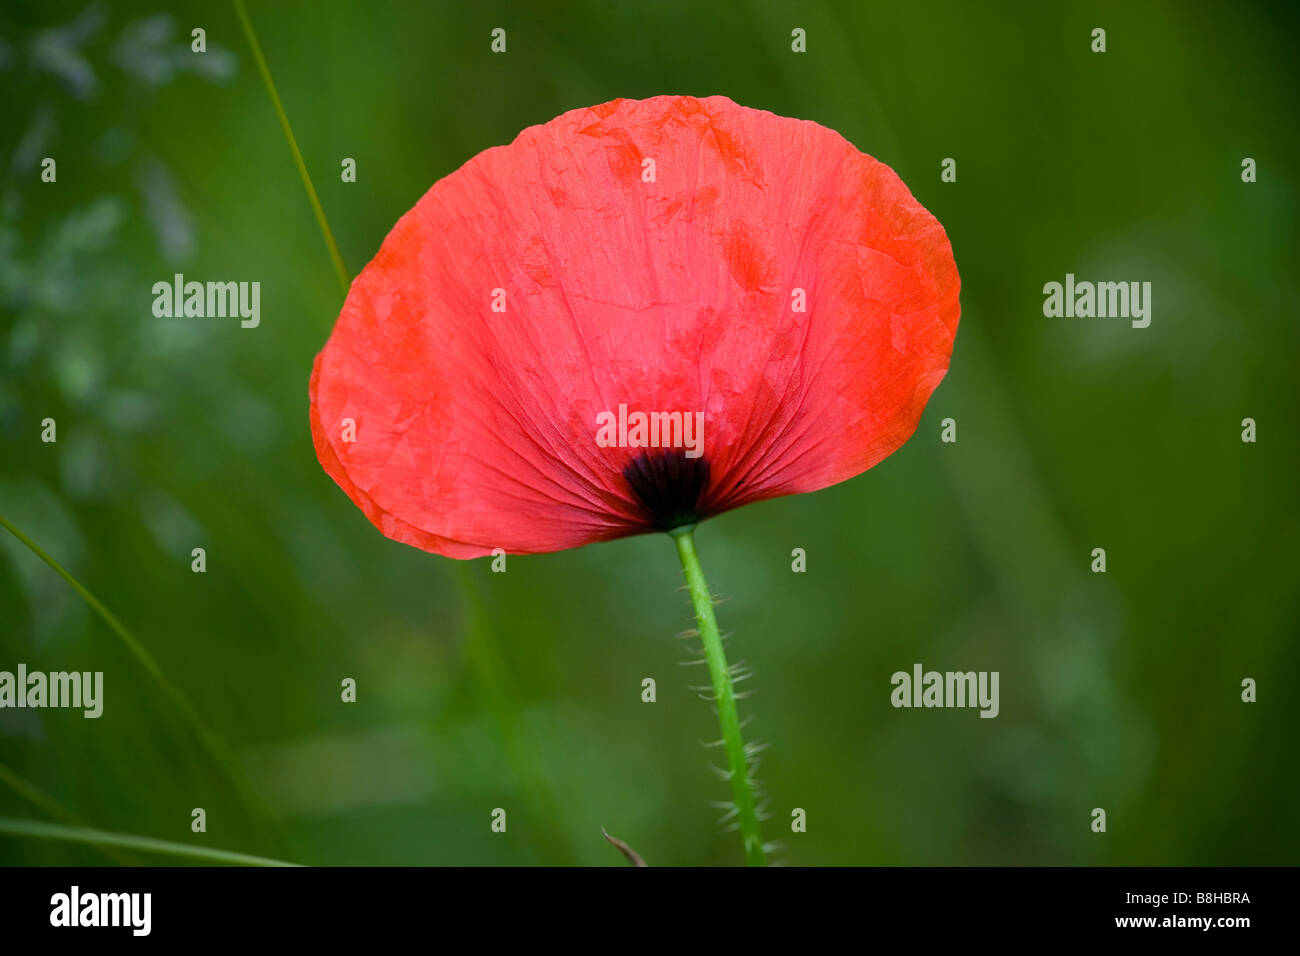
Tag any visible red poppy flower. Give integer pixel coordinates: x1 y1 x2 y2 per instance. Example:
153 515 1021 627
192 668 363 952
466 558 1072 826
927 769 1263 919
310 95 959 558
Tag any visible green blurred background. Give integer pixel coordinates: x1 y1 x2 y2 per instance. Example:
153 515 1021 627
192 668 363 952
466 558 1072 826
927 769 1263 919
1 0 1296 866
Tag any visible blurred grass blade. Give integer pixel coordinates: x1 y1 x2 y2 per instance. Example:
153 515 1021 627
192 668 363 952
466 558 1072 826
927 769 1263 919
0 517 162 677
0 763 136 864
0 514 285 852
232 0 349 295
231 6 576 863
0 818 300 867
455 562 576 864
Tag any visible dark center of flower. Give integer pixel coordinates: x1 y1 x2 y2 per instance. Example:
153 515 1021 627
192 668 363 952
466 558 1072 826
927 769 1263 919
623 450 711 531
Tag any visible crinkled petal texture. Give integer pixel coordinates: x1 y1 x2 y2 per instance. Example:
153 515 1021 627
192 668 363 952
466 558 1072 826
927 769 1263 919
310 95 960 557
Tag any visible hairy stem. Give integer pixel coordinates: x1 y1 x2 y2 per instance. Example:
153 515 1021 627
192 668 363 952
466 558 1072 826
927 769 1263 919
671 527 765 866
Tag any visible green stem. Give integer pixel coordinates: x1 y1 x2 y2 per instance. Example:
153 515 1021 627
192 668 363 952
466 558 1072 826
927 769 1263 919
670 527 766 866
0 818 299 867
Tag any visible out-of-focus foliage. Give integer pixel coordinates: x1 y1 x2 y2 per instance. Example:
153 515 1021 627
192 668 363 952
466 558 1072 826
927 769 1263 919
1 0 1297 865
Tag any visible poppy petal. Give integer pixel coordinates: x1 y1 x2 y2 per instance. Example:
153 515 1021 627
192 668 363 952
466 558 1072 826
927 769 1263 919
310 95 960 557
